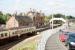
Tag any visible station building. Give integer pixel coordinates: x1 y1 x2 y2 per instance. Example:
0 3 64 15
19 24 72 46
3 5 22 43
6 15 33 29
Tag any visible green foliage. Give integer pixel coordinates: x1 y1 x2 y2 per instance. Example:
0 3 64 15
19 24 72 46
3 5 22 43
6 13 11 16
66 15 75 19
0 11 9 24
48 14 66 19
53 14 65 18
0 11 3 15
0 15 7 24
48 15 52 19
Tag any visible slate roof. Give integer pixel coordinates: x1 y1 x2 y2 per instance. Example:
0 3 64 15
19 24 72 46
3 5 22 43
15 15 33 23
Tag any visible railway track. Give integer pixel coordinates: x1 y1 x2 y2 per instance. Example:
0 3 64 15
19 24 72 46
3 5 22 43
0 33 36 50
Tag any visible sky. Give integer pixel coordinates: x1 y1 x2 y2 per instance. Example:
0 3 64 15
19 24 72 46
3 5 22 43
0 0 75 16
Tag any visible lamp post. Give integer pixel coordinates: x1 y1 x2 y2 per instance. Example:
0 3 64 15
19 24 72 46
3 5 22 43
51 7 54 29
52 14 54 29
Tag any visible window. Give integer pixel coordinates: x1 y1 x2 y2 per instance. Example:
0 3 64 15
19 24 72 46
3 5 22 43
5 33 7 36
22 30 24 32
1 34 3 37
29 29 31 31
27 29 29 31
25 29 27 32
13 32 15 34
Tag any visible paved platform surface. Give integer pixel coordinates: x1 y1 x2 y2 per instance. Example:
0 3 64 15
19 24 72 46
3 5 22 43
45 32 67 50
37 24 66 50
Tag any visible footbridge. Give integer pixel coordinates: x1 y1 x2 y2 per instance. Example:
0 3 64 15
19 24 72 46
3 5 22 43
49 18 66 23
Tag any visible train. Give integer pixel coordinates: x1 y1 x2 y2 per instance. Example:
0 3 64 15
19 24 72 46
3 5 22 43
0 23 60 45
0 26 36 45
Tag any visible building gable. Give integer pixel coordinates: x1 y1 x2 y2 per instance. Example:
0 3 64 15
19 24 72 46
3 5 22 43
6 16 19 29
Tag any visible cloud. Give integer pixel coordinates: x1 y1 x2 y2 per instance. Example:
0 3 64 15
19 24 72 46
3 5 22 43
0 0 75 16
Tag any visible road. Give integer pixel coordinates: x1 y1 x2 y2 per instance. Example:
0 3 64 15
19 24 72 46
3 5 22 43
45 32 67 50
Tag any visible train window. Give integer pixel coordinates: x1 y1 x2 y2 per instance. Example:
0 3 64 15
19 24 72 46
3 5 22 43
27 29 28 31
23 30 25 32
1 34 3 37
29 29 30 31
22 30 23 32
13 32 15 34
26 29 27 31
28 29 29 31
16 31 18 34
27 29 29 31
5 33 7 36
23 30 24 32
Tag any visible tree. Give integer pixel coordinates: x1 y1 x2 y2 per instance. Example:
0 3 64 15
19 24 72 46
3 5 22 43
0 11 3 16
6 13 11 16
67 15 75 19
0 15 8 24
6 13 12 21
53 14 65 18
0 11 8 24
44 16 50 22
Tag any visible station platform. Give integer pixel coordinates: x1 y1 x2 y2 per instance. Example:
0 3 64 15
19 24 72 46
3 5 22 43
45 32 67 50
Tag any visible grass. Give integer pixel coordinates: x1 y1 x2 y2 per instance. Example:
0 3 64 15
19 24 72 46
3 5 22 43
10 35 41 50
16 40 37 50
